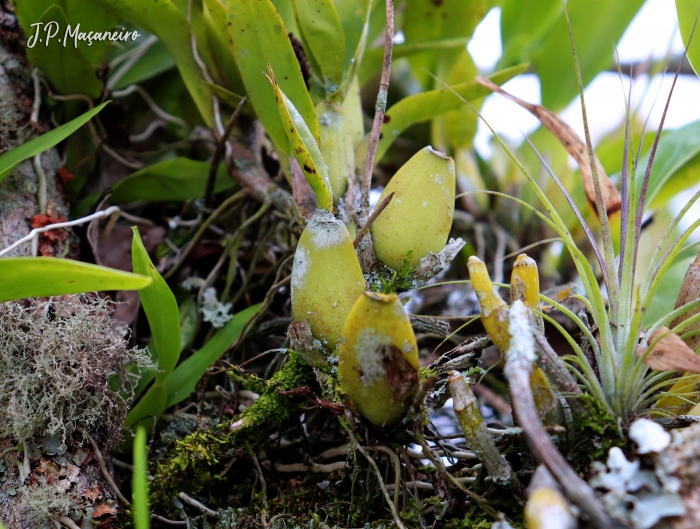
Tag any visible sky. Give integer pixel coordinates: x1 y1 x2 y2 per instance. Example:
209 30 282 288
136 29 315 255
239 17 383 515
469 0 695 156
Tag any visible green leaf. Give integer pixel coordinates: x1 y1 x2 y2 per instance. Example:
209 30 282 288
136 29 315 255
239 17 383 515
635 120 700 207
112 158 234 203
0 258 151 302
132 425 151 529
402 0 486 89
21 5 102 98
334 0 372 73
131 227 181 384
203 82 255 117
371 63 528 163
499 0 560 68
110 38 176 90
292 0 345 95
65 0 119 64
0 101 108 183
531 0 645 111
90 0 214 126
267 67 333 210
227 0 319 153
357 37 470 86
677 0 700 78
165 304 260 407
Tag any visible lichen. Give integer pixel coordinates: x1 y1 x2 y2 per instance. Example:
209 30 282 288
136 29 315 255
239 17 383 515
0 296 151 448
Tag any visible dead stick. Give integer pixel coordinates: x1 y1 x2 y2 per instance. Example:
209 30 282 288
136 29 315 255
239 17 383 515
358 0 394 225
205 96 248 208
504 302 612 529
353 192 394 248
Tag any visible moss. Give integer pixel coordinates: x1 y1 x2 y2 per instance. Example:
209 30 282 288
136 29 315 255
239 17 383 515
571 393 629 466
376 250 415 294
150 352 316 508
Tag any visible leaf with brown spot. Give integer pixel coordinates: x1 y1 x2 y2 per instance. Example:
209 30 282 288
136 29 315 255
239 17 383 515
639 327 700 373
476 76 621 219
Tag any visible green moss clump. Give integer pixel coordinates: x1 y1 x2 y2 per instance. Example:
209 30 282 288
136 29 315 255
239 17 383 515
377 250 415 293
150 351 316 508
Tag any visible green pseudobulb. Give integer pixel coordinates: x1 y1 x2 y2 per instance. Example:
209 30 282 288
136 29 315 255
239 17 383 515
338 292 420 427
291 209 366 349
371 146 455 270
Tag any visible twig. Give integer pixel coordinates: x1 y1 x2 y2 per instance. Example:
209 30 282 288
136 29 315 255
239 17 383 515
0 205 130 257
112 84 190 133
151 514 188 526
247 447 268 507
358 0 395 224
178 492 219 518
261 460 348 473
205 96 248 207
503 301 612 529
55 516 81 529
416 436 499 520
366 445 402 513
77 427 130 505
345 422 407 529
0 445 18 459
386 478 475 491
353 192 394 248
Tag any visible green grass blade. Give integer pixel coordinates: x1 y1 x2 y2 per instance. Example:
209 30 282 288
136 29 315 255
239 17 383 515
131 227 181 385
0 102 108 182
0 258 150 302
132 425 151 529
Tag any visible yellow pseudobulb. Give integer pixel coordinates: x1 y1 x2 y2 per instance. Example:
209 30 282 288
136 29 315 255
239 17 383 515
338 292 420 427
371 146 455 270
291 209 366 349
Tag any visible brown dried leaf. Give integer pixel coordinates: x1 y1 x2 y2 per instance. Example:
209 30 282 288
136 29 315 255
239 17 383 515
476 76 621 218
671 249 700 350
640 327 700 373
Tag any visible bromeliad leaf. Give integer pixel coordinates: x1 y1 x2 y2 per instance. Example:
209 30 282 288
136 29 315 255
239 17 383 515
0 258 151 302
266 66 333 211
165 304 260 407
227 0 318 153
291 0 345 96
371 64 527 164
0 102 108 183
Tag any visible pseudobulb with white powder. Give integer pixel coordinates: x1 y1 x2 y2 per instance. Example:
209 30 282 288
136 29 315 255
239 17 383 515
291 209 365 349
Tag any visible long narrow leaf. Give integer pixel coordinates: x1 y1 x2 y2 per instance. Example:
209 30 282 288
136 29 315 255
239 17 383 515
0 258 150 302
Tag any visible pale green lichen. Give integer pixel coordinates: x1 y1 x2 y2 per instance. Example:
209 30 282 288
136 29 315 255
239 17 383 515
0 297 151 448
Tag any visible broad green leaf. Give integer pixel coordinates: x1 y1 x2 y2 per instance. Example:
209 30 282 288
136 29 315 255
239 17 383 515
499 0 560 68
403 0 486 89
292 0 345 96
357 37 470 86
90 0 214 126
0 258 150 302
227 0 319 153
0 102 108 183
635 120 700 207
111 39 176 89
132 425 150 529
531 0 645 111
131 227 181 384
21 5 102 98
334 0 372 73
74 158 235 215
65 0 118 64
371 64 528 163
111 158 234 203
267 67 333 210
165 304 260 407
677 0 700 78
